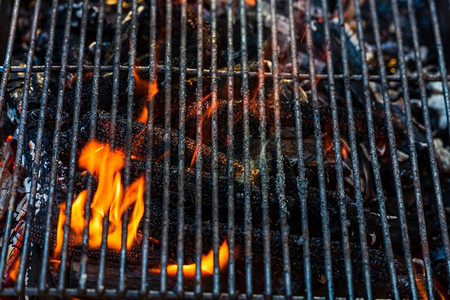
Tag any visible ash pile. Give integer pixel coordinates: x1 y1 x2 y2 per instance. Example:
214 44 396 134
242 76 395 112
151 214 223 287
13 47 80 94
1 0 450 298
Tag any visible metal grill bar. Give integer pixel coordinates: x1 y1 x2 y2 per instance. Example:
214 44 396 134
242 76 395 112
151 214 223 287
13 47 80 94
428 0 450 138
0 0 20 116
59 0 90 293
39 0 74 293
409 0 450 290
209 0 221 296
15 0 58 293
3 65 450 82
319 0 354 297
352 0 401 298
256 0 272 296
0 287 336 298
239 0 252 296
142 0 158 294
366 0 418 299
0 0 449 298
305 0 334 297
194 0 204 295
336 0 372 297
119 0 139 294
270 0 292 297
226 0 236 296
427 0 450 285
0 0 20 289
79 0 105 293
286 3 314 299
0 0 40 295
389 0 435 297
175 0 187 295
97 0 124 294
159 0 173 294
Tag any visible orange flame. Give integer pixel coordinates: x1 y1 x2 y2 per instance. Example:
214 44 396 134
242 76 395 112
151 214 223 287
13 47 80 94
413 258 450 300
434 279 449 300
54 141 145 259
149 239 229 278
412 263 449 300
189 93 217 167
133 67 158 123
245 0 256 5
9 255 21 283
341 146 348 160
137 107 149 123
414 268 428 300
341 138 350 160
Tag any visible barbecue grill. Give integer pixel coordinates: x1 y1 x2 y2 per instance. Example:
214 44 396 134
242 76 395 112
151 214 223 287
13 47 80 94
0 0 449 298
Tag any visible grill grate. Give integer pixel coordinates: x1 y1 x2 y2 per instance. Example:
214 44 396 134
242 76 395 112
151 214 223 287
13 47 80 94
0 0 449 298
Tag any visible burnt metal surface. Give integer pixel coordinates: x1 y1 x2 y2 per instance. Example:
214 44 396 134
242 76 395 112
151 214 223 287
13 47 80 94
0 0 449 299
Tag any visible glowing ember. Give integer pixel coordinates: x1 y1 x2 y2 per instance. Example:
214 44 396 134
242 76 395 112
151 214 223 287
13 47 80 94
54 141 145 259
149 239 229 278
245 0 256 5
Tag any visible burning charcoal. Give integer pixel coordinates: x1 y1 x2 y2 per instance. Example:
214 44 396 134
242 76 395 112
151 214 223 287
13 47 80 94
76 110 243 176
2 0 450 296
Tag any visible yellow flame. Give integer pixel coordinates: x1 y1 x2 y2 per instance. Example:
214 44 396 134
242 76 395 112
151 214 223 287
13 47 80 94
54 141 146 259
149 239 229 278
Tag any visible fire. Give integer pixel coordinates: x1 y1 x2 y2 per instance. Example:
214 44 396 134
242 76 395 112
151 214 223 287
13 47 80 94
54 141 145 259
133 67 158 123
9 256 21 283
341 138 350 160
434 279 449 300
137 107 149 123
413 267 428 300
190 99 219 168
245 0 256 5
413 261 449 300
149 239 229 278
341 146 348 160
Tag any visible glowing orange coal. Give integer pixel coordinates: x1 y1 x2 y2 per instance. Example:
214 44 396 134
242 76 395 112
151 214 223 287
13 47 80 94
54 141 145 259
149 239 229 278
